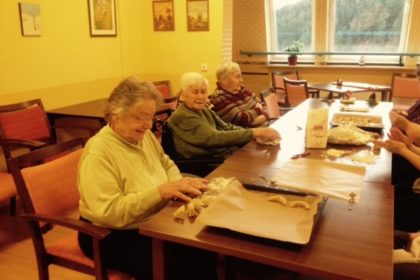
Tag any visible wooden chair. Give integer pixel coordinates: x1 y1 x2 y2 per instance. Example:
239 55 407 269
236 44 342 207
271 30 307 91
0 99 97 214
271 70 319 108
271 70 299 107
259 89 282 120
153 80 173 98
283 78 310 108
155 96 179 120
0 99 53 215
7 138 131 280
390 73 420 110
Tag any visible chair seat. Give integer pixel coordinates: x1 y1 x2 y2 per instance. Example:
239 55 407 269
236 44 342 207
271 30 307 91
47 232 133 280
0 172 16 200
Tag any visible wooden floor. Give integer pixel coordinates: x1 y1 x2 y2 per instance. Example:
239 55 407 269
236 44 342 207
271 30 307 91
0 202 93 280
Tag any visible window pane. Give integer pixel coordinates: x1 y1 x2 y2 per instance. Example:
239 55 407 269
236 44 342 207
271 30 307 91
275 0 312 52
268 0 313 62
331 0 409 63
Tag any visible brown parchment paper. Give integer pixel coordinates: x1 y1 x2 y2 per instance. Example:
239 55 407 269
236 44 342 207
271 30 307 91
271 158 366 202
196 179 324 245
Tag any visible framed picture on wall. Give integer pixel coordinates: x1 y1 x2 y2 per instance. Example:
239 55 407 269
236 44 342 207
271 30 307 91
152 1 174 31
88 0 117 36
186 0 209 31
19 2 42 36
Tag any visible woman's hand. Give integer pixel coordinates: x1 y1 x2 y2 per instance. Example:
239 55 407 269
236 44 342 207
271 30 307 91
390 110 409 132
373 138 409 155
408 232 420 252
389 127 410 145
158 177 208 202
252 127 281 141
250 115 267 127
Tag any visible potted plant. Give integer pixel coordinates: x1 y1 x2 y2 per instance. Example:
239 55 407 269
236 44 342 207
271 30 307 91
285 41 304 65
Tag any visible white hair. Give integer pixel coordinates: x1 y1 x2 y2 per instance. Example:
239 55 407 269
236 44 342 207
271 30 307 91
216 61 241 82
180 72 209 92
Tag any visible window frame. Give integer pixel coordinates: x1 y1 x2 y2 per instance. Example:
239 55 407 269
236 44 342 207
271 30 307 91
266 0 413 65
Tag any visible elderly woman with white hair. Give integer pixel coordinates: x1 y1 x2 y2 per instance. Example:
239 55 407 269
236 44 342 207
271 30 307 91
168 72 280 160
77 76 212 280
210 61 268 127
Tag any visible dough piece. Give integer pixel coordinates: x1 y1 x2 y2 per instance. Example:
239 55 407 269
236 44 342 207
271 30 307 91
173 205 186 219
268 195 288 206
328 125 375 145
268 195 311 210
324 148 351 158
287 200 310 210
256 138 280 146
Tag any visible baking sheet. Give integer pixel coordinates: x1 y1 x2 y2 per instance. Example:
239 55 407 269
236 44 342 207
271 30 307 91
196 179 326 245
331 112 384 130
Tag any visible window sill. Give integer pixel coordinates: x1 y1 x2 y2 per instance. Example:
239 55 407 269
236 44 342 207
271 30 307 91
265 63 417 71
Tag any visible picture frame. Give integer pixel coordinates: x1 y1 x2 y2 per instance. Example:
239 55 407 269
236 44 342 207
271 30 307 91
186 0 209 32
87 0 117 37
152 1 174 31
19 2 42 36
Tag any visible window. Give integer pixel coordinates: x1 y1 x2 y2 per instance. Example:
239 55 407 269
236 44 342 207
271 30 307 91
328 0 411 64
266 0 412 65
266 0 314 63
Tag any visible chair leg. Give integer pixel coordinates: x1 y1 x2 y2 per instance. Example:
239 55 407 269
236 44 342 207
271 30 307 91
9 196 16 216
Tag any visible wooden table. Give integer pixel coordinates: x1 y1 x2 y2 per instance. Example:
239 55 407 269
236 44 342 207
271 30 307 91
309 82 391 101
48 98 107 122
139 99 394 280
47 96 178 122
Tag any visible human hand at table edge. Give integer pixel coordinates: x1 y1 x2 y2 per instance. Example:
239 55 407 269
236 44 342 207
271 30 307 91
158 177 208 202
373 137 410 156
250 114 267 127
251 127 281 141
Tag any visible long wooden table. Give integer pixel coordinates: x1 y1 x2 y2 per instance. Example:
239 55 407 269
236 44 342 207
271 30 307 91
139 98 394 280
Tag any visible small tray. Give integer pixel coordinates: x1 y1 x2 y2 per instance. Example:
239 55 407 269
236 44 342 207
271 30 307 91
331 112 384 130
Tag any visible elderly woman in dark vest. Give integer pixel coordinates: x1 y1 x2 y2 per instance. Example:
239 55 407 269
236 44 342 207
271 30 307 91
210 61 268 127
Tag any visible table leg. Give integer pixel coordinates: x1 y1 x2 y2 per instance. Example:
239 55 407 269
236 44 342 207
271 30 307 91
327 91 333 100
381 89 391 101
152 239 164 280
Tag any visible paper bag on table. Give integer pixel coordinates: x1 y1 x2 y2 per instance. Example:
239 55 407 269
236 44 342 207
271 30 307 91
305 107 329 148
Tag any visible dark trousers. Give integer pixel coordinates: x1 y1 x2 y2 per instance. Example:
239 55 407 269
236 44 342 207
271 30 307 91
78 219 153 280
394 183 420 232
78 217 218 280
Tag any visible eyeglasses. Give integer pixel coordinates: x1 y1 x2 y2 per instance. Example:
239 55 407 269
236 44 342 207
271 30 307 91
128 112 155 122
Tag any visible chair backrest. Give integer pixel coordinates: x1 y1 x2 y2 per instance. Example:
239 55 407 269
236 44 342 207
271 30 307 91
0 99 53 159
0 99 51 141
157 96 179 114
283 77 309 107
390 73 420 100
271 70 300 91
8 138 84 215
153 80 173 98
260 89 281 119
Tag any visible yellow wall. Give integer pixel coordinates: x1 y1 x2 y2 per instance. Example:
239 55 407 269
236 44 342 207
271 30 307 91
138 1 223 92
0 0 224 109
